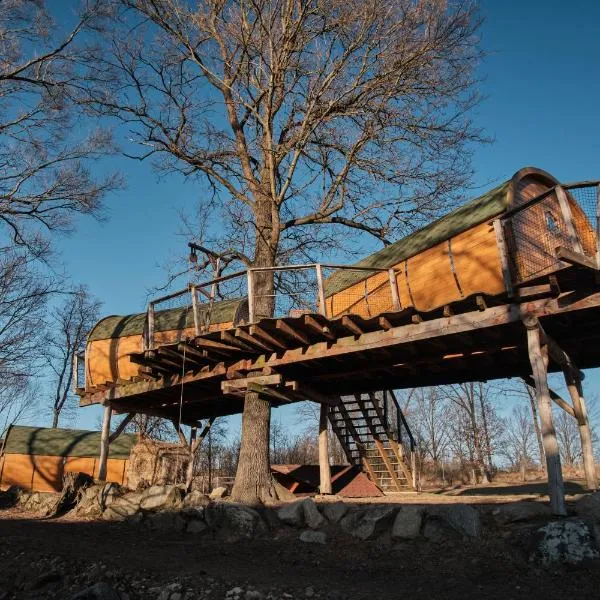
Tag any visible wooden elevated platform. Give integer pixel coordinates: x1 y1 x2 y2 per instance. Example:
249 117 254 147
79 266 600 426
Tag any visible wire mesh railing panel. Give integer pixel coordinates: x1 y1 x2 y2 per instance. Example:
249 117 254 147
505 192 574 282
564 184 599 258
251 266 320 321
504 183 599 284
322 267 395 320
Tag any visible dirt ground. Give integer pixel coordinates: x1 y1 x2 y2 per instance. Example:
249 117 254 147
0 480 598 600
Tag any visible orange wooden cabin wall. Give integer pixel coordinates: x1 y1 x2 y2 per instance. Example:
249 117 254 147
0 453 129 492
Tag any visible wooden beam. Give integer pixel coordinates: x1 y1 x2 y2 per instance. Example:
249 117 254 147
235 327 274 352
246 382 295 404
556 246 598 271
220 330 257 352
564 370 597 491
341 315 363 336
523 376 576 418
286 381 340 405
319 404 332 494
189 338 241 354
303 315 335 340
524 316 567 516
276 320 311 345
109 412 135 444
98 404 112 481
249 324 289 350
556 185 585 255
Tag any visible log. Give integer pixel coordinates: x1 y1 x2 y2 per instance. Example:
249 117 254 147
564 371 597 491
524 316 567 515
98 404 112 481
319 404 332 494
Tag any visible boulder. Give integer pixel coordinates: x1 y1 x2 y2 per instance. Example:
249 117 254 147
209 486 228 500
391 506 423 540
146 511 187 533
575 491 600 522
205 503 266 539
322 502 348 524
183 490 209 508
299 530 327 544
341 505 396 540
139 485 184 512
20 491 59 515
277 498 326 529
103 492 143 521
530 518 600 566
427 504 481 538
75 483 123 518
68 582 121 600
492 502 551 525
422 518 459 543
0 486 24 509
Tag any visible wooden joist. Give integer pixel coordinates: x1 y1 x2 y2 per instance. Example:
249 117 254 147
276 320 311 345
341 315 363 336
249 324 288 350
556 246 598 271
303 315 335 340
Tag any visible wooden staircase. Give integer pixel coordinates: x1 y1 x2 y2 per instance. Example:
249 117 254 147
328 391 416 492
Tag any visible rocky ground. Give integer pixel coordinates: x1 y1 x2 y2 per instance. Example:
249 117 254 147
1 483 600 600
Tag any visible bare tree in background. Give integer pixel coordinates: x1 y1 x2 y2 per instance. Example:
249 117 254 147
499 405 536 480
411 387 450 468
0 0 118 256
44 287 101 428
84 0 485 503
443 382 504 483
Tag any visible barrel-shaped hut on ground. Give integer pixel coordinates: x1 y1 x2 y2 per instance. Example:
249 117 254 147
323 167 597 318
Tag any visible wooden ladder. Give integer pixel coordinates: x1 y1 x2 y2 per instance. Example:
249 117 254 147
328 391 415 492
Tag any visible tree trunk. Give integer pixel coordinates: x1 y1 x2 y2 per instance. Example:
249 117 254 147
230 391 291 504
52 409 59 429
230 200 292 504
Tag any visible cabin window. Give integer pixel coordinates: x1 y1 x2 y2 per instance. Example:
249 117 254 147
545 211 560 235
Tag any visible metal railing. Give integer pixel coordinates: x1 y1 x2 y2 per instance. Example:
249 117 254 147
500 181 600 285
143 263 401 350
384 390 417 489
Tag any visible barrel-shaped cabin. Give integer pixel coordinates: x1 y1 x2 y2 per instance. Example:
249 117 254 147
323 167 597 319
85 298 248 390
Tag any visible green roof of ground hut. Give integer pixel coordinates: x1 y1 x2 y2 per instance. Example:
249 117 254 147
2 425 136 459
88 297 247 342
324 180 512 296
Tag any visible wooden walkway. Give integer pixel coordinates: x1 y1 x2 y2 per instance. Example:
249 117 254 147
80 267 600 425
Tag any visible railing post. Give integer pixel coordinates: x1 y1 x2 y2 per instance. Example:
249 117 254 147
493 218 514 297
556 185 584 255
315 263 327 316
145 303 155 351
247 269 255 323
388 268 401 311
191 286 201 336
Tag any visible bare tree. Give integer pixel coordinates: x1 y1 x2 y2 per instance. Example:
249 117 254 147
411 387 450 467
442 382 504 483
0 0 119 255
44 286 101 428
499 405 536 480
85 0 485 503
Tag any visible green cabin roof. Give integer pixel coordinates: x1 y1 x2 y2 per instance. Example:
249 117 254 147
324 180 512 296
88 297 247 342
2 425 136 459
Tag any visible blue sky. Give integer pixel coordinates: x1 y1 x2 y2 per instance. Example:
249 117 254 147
42 1 600 432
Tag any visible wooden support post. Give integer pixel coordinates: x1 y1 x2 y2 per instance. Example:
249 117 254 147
319 403 332 495
388 268 401 311
191 286 201 336
556 185 584 255
186 425 197 491
109 412 134 444
98 403 112 481
564 371 597 491
247 269 255 323
315 264 327 317
524 315 567 515
144 303 155 351
493 219 514 298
